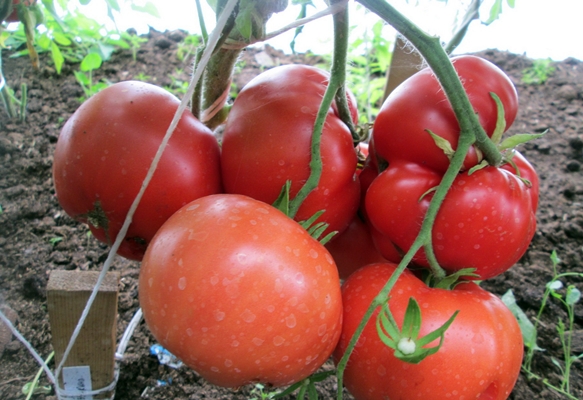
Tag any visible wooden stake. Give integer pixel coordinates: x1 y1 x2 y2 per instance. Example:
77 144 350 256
383 35 425 101
47 270 119 399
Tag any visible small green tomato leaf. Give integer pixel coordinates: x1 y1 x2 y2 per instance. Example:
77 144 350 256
426 129 455 160
80 52 102 72
501 289 543 351
566 286 581 306
489 92 506 145
498 132 546 152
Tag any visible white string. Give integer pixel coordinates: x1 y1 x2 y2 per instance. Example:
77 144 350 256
0 1 241 398
222 0 349 50
0 309 57 386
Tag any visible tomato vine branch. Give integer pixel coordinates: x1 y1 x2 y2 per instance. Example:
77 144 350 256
357 0 502 167
335 0 507 396
288 0 352 219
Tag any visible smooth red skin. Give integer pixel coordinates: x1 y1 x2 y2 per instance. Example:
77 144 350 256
365 159 537 279
139 194 343 388
53 81 222 260
221 64 360 236
373 55 519 174
325 215 387 280
333 263 523 400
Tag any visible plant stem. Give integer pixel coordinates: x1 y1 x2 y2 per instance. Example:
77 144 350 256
357 0 502 167
335 1 509 396
288 0 352 219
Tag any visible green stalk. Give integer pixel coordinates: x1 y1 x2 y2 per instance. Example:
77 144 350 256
288 0 352 218
335 1 507 396
357 0 502 167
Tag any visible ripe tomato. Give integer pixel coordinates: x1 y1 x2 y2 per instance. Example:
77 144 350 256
373 55 519 174
221 64 360 237
365 155 537 279
139 194 343 388
53 81 222 260
334 262 523 400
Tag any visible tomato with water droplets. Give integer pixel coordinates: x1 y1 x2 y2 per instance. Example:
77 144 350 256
139 194 343 388
334 262 523 400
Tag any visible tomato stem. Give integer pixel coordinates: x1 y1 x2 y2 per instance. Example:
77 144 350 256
335 2 501 396
357 0 502 167
288 0 352 219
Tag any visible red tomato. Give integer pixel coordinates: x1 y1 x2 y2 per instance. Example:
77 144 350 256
221 64 360 237
373 55 519 174
333 262 523 400
365 157 537 279
4 0 20 22
139 194 343 388
325 215 387 279
53 81 222 260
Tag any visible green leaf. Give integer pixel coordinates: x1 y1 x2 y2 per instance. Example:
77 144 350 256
566 286 581 306
484 0 503 25
36 33 51 50
489 92 506 145
131 1 160 18
501 290 542 351
79 0 91 5
426 129 455 159
52 31 71 46
50 40 64 74
498 133 546 152
104 0 120 12
80 52 102 72
550 250 561 267
74 70 90 86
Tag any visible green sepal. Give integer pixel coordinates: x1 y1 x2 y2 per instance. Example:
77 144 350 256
272 180 292 216
489 92 507 145
376 297 460 364
401 297 422 340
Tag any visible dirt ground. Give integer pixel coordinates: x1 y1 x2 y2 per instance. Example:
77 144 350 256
0 29 582 399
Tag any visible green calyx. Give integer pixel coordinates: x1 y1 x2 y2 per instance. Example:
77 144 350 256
376 297 459 364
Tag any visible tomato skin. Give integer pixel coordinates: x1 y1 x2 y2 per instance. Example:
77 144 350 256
325 215 387 279
373 55 518 174
365 158 537 279
139 194 343 388
333 262 523 400
221 64 360 236
53 81 222 260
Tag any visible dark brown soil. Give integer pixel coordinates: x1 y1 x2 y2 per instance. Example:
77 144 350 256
0 29 582 400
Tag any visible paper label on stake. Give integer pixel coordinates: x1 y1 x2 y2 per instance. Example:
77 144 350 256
63 366 93 400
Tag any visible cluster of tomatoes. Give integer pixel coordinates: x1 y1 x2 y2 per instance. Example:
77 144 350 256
52 55 538 399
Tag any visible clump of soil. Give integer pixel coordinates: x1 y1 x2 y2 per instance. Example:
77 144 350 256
0 29 582 399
